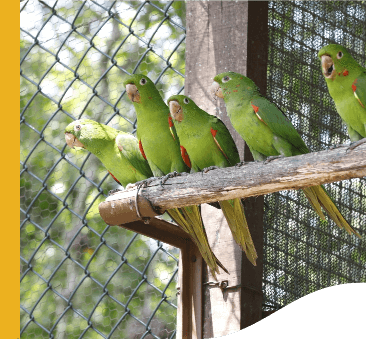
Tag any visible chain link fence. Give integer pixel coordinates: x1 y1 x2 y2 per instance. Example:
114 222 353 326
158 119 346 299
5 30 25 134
21 1 366 338
263 0 366 311
20 1 185 338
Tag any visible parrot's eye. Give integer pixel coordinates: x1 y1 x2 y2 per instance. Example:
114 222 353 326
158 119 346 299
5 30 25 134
337 51 343 59
74 124 81 131
140 78 147 85
183 98 190 104
222 76 231 83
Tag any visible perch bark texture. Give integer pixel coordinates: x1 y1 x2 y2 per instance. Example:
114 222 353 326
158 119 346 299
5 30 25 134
138 141 366 210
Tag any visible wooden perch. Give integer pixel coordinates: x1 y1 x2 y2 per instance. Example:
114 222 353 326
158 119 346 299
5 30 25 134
99 141 365 224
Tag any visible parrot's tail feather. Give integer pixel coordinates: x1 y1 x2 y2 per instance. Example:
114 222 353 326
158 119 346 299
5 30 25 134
167 207 229 278
219 199 258 266
303 187 326 220
303 186 361 238
181 206 229 275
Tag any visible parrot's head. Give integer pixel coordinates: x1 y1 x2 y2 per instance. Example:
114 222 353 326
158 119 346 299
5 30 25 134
65 119 118 151
123 74 158 104
211 71 259 100
318 44 355 81
65 119 88 149
167 95 199 123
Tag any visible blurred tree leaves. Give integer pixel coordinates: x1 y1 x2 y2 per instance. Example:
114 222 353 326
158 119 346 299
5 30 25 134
20 1 184 338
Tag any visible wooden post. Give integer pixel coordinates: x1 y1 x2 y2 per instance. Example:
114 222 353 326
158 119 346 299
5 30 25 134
185 1 268 336
241 1 268 329
177 240 203 339
177 241 192 339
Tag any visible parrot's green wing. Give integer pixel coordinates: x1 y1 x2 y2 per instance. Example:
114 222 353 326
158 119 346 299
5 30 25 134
115 133 153 178
251 96 309 154
353 72 366 108
209 116 241 166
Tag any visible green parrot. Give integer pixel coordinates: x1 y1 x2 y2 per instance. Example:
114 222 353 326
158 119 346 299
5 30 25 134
122 74 228 278
64 119 153 187
211 71 361 238
167 94 258 265
318 44 366 142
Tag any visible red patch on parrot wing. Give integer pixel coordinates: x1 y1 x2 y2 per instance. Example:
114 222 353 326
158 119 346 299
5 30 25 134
168 116 176 140
343 69 349 76
180 145 191 168
108 171 121 185
352 78 365 108
211 128 230 162
251 103 267 125
352 79 357 92
251 103 259 113
139 140 147 160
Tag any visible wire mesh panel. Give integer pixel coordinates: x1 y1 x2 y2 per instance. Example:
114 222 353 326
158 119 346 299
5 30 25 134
20 1 186 338
264 1 366 311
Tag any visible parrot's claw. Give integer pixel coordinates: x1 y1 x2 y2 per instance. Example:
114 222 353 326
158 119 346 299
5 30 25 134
108 188 122 196
263 155 284 164
346 137 366 152
133 177 160 189
235 161 250 168
327 143 343 150
125 183 135 190
160 171 181 187
202 166 219 173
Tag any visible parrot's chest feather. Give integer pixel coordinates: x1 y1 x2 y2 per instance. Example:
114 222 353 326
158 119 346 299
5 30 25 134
327 74 351 98
137 118 186 175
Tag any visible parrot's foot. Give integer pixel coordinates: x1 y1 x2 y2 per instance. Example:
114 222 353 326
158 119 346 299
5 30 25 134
346 137 366 152
125 183 135 190
202 166 219 173
235 161 251 168
108 188 122 196
160 171 182 187
263 155 284 164
131 177 160 189
327 143 344 150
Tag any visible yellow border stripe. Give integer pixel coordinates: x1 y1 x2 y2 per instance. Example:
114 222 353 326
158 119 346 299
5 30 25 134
2 1 20 338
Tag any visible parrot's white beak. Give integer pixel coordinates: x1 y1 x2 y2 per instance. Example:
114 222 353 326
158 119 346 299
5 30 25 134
125 84 141 103
210 81 224 99
169 100 184 122
65 132 85 149
321 55 336 79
